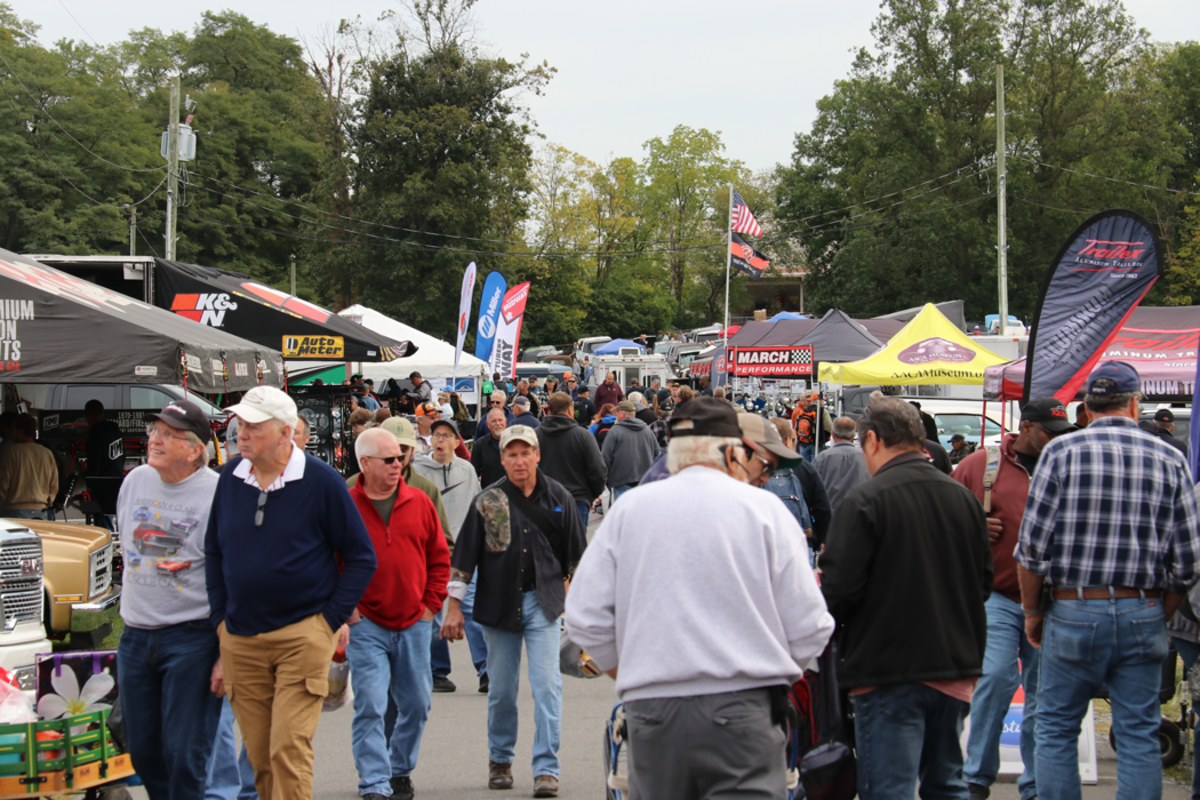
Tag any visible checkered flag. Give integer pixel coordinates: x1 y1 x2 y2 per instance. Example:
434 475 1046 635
790 349 813 365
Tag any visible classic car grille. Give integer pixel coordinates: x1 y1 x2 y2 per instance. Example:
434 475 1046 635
88 543 113 600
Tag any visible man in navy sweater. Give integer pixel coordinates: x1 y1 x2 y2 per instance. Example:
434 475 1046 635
206 386 376 800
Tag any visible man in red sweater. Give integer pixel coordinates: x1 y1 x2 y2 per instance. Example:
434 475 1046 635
345 427 450 800
952 397 1072 800
593 371 625 410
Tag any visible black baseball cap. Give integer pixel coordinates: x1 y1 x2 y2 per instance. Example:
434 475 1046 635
430 418 459 437
950 433 966 442
1021 397 1074 433
668 396 742 439
145 399 212 445
1154 408 1176 423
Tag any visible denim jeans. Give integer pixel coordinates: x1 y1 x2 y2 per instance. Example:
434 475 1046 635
1037 596 1167 800
430 609 452 678
206 698 258 800
798 444 814 463
1 509 46 519
462 571 488 676
576 502 590 527
480 591 562 777
964 592 1040 799
853 682 970 800
1171 637 1200 800
117 621 223 800
612 484 636 502
347 616 434 794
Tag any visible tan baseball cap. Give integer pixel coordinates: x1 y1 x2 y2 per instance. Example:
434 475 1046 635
380 416 418 449
737 412 803 468
225 386 298 426
500 425 539 451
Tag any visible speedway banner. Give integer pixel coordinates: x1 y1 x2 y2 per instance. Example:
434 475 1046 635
453 262 476 381
474 271 507 365
730 346 813 377
1024 210 1162 404
490 282 531 380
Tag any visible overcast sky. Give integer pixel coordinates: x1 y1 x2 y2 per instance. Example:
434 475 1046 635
12 0 1200 173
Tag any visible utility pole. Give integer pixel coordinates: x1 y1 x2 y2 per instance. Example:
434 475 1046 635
996 63 1009 337
165 75 180 261
290 253 297 296
126 204 136 257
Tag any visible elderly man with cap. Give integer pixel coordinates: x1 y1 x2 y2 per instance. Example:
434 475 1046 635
511 395 541 428
953 397 1073 800
404 371 433 407
1150 408 1189 459
821 398 992 799
345 427 449 800
442 426 587 798
116 399 223 800
206 386 377 800
566 397 834 799
1016 362 1200 799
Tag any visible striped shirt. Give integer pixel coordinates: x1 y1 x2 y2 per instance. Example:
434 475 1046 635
1015 415 1200 592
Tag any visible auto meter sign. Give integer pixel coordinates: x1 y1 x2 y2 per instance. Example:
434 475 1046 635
730 346 813 377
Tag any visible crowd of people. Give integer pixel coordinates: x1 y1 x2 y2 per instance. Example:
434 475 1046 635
99 356 1200 800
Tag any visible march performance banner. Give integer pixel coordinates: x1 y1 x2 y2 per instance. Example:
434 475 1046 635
490 282 531 380
730 233 769 279
474 271 507 365
1023 209 1162 404
454 262 476 381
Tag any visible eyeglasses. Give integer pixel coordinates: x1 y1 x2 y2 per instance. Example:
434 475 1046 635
431 432 457 441
255 490 268 527
366 455 402 465
751 452 776 479
146 424 190 442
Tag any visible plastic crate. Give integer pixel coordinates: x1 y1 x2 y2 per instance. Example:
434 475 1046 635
0 709 133 798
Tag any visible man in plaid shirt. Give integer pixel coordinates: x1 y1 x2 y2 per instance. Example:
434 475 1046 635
1015 361 1200 800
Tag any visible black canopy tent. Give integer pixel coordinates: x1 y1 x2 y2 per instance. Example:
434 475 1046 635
152 260 416 362
794 309 900 362
0 250 283 391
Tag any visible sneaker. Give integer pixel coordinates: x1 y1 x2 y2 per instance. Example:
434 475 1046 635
488 760 513 790
432 676 456 693
362 794 388 800
478 673 489 694
533 775 558 798
390 776 414 800
967 785 990 800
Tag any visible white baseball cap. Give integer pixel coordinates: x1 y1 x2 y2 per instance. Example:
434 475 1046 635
225 386 299 426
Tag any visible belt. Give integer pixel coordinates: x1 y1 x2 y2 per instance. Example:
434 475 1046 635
1052 587 1162 600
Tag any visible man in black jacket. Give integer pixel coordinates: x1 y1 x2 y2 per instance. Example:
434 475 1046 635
472 408 509 488
820 398 992 800
537 392 607 525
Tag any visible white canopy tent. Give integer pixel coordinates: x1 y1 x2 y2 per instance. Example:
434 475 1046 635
287 304 489 402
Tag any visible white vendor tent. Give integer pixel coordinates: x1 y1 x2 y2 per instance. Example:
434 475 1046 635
286 305 489 402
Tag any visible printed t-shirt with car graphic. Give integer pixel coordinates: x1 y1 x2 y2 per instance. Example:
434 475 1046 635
116 464 220 629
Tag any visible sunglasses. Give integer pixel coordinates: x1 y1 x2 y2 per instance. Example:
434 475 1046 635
366 455 402 465
255 490 268 527
490 401 504 406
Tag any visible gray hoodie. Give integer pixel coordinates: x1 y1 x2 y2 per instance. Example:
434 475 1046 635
601 416 660 489
413 453 480 540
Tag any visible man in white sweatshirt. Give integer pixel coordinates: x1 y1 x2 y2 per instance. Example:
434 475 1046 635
565 397 835 799
413 419 488 691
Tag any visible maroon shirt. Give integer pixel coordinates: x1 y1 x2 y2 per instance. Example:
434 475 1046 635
594 382 625 409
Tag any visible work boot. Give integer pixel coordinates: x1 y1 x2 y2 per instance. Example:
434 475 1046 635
967 785 990 800
533 775 558 798
432 675 457 693
390 776 415 800
488 760 513 790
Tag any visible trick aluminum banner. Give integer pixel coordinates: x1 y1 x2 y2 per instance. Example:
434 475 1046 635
490 282 530 381
454 262 476 381
729 346 813 377
474 271 507 365
1024 210 1163 404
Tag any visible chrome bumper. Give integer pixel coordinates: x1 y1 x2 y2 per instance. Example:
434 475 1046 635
72 585 121 617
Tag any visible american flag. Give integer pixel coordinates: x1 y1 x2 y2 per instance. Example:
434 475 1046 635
731 190 763 237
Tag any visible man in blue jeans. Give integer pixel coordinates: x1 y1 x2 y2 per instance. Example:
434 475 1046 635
442 426 588 799
954 397 1074 800
116 400 224 800
820 398 992 799
345 428 449 800
1016 361 1200 800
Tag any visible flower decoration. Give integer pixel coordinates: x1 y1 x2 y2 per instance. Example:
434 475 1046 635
36 669 113 721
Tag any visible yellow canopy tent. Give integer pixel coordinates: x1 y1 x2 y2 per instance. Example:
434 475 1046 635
818 303 1009 385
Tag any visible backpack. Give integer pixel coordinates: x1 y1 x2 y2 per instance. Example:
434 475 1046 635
794 407 817 446
594 418 614 448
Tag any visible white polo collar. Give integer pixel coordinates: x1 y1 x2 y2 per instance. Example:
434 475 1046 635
232 443 307 491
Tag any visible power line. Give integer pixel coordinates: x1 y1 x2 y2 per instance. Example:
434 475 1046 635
55 0 103 48
1012 157 1200 198
0 47 167 174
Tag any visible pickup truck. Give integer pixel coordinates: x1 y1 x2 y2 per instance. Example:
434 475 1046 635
22 519 119 646
0 519 55 691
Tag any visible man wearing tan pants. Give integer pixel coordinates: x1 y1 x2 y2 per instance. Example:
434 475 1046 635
207 386 376 800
